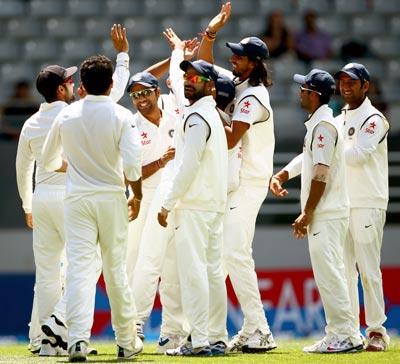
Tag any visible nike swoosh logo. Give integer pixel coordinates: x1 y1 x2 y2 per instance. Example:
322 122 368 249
229 206 237 210
131 125 135 128
365 224 372 228
158 338 170 346
175 225 180 230
313 232 320 236
189 123 198 128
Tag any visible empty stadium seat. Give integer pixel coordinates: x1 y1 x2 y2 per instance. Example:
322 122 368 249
24 40 58 61
335 0 368 14
317 16 348 36
381 82 400 103
373 0 400 14
225 0 258 15
236 16 265 37
139 38 171 60
258 0 293 14
68 0 101 16
390 16 400 35
145 0 179 16
0 63 35 83
352 15 385 37
30 0 66 17
106 0 142 16
0 0 26 17
298 0 331 14
124 17 163 37
7 18 42 38
387 59 400 80
160 17 197 38
0 40 20 61
311 59 343 75
371 37 400 58
182 0 218 16
271 58 307 82
84 18 114 38
62 40 97 62
46 18 81 38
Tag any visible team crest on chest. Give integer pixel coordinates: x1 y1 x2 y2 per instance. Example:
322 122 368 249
348 127 355 136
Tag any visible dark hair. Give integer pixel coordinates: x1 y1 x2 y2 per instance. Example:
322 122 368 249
38 87 57 103
319 93 331 105
80 55 113 95
248 60 272 87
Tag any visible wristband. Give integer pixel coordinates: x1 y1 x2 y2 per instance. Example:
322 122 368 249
205 31 216 40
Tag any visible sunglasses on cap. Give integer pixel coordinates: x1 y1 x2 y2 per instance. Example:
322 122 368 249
129 88 156 99
300 86 321 96
183 74 210 83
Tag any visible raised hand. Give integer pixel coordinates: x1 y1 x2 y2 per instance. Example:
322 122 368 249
111 24 129 53
163 28 185 50
184 38 200 60
207 2 232 34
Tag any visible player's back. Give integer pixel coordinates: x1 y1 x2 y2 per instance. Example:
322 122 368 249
58 95 139 197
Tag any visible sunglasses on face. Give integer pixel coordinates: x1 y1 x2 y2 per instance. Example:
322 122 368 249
300 86 322 96
129 88 155 99
183 74 210 83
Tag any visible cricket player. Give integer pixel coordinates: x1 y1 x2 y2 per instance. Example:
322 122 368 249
270 69 363 353
335 63 390 351
16 24 131 357
157 60 228 356
124 71 176 338
42 54 143 362
197 2 276 352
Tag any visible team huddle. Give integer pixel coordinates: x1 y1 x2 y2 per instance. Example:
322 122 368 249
15 2 389 362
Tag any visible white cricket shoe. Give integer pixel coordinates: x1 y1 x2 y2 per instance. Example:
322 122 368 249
68 341 88 362
28 335 41 354
42 314 68 351
303 336 364 354
117 337 143 359
136 323 145 341
227 329 277 353
39 336 68 356
156 335 185 354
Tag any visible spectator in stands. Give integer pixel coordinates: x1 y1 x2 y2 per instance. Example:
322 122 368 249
260 10 294 58
295 10 333 64
0 80 39 140
368 77 388 114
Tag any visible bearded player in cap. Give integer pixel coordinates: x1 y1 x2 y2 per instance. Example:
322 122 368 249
270 69 363 353
335 63 390 351
16 25 131 356
197 2 276 352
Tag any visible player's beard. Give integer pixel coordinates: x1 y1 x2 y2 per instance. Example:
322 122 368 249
184 85 204 103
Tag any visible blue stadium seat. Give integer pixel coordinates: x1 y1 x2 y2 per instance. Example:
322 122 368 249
317 16 348 36
7 18 42 38
0 0 26 17
258 0 293 14
352 15 385 36
335 0 368 14
46 18 81 38
24 40 58 61
0 63 34 83
68 0 101 16
30 0 66 17
145 0 179 16
123 17 162 37
84 19 114 38
371 37 400 58
298 0 331 14
182 0 218 16
106 0 142 16
160 17 197 38
373 0 400 14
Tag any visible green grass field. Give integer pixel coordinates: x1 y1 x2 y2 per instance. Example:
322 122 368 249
1 339 400 364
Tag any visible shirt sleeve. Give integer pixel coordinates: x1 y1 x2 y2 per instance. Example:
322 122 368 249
345 115 389 166
283 153 303 179
311 121 337 167
110 52 130 103
169 48 187 115
119 112 142 182
162 114 209 211
231 95 267 125
42 116 64 172
16 131 35 213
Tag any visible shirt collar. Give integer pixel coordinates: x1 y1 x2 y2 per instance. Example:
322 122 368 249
234 78 250 96
39 100 67 112
186 95 216 111
304 104 333 129
342 96 371 117
84 95 112 102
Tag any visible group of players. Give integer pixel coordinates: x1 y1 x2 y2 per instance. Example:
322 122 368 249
16 2 389 362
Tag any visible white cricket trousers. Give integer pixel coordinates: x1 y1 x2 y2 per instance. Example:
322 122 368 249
126 187 155 288
308 217 361 345
174 209 227 348
343 208 389 343
132 183 185 337
32 185 65 326
223 184 270 335
64 192 136 350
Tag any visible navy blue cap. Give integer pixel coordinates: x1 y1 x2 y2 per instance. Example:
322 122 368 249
126 71 159 93
293 68 336 96
180 60 219 82
334 62 370 82
226 37 269 61
215 74 235 108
